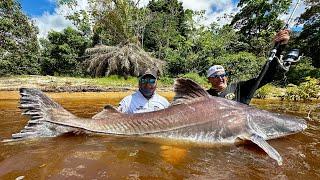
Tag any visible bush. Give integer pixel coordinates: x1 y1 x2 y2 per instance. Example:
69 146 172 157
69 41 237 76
254 84 284 99
39 27 90 76
286 57 320 84
93 75 137 86
158 76 174 86
255 84 272 99
179 72 209 87
0 59 13 76
164 48 189 76
284 77 320 101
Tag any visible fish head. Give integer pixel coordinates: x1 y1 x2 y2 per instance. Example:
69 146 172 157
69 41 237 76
248 108 307 139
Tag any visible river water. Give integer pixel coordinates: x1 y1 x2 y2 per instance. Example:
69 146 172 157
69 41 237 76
0 91 319 179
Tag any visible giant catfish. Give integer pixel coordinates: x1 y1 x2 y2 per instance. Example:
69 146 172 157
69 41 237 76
11 78 307 165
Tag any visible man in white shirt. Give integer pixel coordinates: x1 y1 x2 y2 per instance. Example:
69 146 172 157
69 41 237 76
117 69 170 114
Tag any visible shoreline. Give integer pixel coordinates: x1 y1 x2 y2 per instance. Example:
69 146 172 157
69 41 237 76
1 90 319 103
0 91 176 101
1 75 319 102
0 86 173 93
0 75 173 93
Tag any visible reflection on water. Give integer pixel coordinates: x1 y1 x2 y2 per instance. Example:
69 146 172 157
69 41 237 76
0 91 319 179
160 145 188 165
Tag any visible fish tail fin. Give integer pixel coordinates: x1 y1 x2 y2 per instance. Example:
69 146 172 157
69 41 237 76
249 134 283 166
12 88 77 139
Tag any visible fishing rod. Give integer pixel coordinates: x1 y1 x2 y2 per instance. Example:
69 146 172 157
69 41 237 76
244 0 302 105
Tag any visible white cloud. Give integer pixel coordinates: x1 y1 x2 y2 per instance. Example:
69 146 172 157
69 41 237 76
33 0 89 38
179 0 238 26
137 0 239 26
33 12 74 38
179 0 307 28
181 0 233 12
136 0 150 7
33 0 306 38
57 0 89 14
34 0 237 38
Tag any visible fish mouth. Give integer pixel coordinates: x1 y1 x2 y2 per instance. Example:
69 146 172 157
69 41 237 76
300 119 308 130
289 118 308 132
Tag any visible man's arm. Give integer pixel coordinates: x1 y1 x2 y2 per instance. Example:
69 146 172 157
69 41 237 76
238 30 290 104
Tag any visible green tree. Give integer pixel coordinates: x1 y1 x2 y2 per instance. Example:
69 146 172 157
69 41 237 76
231 0 291 56
297 0 320 67
164 24 243 76
0 0 40 75
66 9 92 37
210 52 265 83
57 0 92 36
144 0 187 58
92 0 134 45
60 0 152 46
39 27 90 76
286 57 320 84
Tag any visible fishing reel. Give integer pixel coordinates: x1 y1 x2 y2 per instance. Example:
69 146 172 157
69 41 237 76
277 49 302 71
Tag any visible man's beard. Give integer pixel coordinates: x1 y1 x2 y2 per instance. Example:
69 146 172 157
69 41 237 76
139 87 155 99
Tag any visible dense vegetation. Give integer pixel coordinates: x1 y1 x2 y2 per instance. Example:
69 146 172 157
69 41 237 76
0 0 319 98
0 0 39 75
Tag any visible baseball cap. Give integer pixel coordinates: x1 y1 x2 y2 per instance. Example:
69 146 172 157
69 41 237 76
207 65 225 78
140 68 158 79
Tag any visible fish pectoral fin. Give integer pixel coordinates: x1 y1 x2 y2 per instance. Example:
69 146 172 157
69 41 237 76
246 134 283 166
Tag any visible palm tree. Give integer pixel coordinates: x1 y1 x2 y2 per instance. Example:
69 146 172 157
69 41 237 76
83 43 166 78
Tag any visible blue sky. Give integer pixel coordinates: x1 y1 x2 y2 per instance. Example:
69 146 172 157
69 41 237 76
19 0 56 17
18 0 305 38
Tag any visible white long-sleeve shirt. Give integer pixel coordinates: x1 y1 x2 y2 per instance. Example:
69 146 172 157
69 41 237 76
118 90 170 114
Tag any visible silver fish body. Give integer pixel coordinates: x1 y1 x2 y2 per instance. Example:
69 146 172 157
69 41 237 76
12 78 307 165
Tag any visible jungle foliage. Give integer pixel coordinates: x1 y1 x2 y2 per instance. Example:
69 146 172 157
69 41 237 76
231 0 291 56
39 27 90 76
296 0 320 68
0 0 319 87
284 77 320 101
0 0 40 75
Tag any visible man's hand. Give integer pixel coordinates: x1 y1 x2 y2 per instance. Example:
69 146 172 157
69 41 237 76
273 29 290 45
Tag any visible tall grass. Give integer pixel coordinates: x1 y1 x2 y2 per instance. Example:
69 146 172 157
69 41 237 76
92 75 138 87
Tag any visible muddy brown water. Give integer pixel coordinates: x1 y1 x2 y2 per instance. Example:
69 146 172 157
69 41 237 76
0 91 319 179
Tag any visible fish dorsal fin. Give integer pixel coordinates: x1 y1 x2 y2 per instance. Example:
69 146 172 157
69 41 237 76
104 105 120 113
172 78 210 105
92 104 121 119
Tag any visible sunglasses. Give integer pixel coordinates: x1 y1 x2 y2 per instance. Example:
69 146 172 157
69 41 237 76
140 78 156 85
209 73 227 78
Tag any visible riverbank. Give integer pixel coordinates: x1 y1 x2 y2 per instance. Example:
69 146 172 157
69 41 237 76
1 75 318 102
0 75 175 92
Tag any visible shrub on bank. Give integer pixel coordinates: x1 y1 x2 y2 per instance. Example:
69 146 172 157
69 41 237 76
254 84 284 99
284 77 320 101
93 75 138 87
286 57 320 85
158 76 175 87
179 73 210 88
